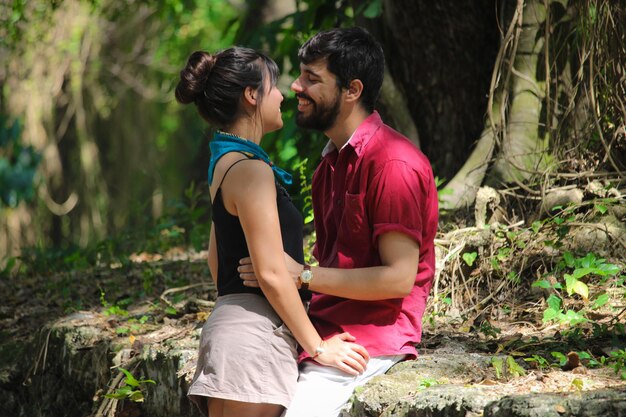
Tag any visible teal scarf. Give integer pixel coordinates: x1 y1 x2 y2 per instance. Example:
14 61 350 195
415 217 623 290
208 131 293 186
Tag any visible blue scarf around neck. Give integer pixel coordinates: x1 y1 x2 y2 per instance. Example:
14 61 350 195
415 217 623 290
208 131 293 186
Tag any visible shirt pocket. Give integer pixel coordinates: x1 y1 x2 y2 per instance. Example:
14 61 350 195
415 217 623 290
342 192 370 241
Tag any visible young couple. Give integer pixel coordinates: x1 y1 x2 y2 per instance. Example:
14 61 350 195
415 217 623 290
176 27 438 417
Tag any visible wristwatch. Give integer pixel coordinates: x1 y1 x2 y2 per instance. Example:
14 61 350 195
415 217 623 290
299 264 313 290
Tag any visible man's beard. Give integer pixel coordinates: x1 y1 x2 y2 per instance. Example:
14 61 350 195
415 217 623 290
295 90 342 131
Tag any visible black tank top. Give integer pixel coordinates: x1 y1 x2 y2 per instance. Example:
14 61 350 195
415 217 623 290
211 158 311 301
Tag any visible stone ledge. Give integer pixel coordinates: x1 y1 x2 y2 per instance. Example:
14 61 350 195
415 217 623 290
4 309 626 417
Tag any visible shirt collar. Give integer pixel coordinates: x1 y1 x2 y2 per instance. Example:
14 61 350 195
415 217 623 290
320 111 383 158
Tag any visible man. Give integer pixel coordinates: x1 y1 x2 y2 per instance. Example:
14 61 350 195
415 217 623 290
241 27 438 416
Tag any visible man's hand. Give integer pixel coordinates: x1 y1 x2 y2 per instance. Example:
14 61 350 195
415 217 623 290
239 253 303 288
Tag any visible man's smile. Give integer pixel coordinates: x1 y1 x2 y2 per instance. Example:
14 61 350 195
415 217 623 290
296 94 314 111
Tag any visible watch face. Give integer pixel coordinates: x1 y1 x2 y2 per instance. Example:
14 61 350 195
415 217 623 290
301 269 313 283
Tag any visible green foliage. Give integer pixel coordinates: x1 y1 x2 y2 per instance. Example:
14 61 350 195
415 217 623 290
478 320 502 338
417 378 439 390
462 251 477 267
524 354 551 370
491 356 504 379
607 349 626 379
532 251 621 326
435 177 453 208
0 117 41 208
533 252 620 326
491 355 526 380
506 355 526 377
100 289 129 317
550 351 568 367
295 158 314 225
16 184 209 277
105 367 156 403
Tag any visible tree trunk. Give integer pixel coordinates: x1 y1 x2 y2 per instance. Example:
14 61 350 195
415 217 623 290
488 0 553 186
441 0 569 209
380 0 502 181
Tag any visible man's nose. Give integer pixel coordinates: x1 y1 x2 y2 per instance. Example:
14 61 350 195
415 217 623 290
291 77 303 93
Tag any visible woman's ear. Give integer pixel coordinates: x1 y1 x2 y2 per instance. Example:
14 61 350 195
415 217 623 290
243 86 257 106
345 79 364 103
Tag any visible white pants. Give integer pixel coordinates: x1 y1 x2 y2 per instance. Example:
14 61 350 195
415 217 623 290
284 355 405 417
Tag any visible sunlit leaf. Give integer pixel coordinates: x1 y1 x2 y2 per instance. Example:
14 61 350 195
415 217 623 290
491 357 504 379
532 280 552 289
120 368 140 388
462 252 477 267
571 280 589 300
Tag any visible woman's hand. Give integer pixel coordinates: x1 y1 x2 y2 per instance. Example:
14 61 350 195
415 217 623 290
239 252 303 288
313 332 370 376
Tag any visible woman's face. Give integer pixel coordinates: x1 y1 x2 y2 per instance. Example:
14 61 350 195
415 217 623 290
259 79 284 134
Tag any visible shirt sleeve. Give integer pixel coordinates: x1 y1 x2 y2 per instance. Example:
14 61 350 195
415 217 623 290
368 160 430 248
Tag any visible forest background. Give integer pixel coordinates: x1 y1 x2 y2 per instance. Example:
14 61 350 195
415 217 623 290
0 0 626 412
1 0 626 405
1 0 624 266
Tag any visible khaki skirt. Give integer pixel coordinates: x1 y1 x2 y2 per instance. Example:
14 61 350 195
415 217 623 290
187 293 299 415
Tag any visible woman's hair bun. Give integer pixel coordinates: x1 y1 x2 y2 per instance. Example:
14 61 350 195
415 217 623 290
175 51 216 104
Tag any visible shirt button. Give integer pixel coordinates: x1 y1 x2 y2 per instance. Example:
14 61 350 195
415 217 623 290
336 199 342 206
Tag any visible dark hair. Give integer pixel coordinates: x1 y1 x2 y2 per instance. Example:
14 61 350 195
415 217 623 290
298 27 384 113
175 47 279 127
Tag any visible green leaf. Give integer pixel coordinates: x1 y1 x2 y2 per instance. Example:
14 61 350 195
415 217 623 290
531 221 542 234
560 309 587 325
546 294 562 310
532 280 553 289
551 351 567 366
592 293 610 309
571 280 589 300
571 378 584 391
507 355 526 377
362 0 383 18
115 326 130 335
565 273 576 295
578 253 597 268
462 252 477 267
570 267 595 280
491 357 504 379
543 307 561 323
597 263 621 276
507 271 520 284
104 392 129 400
595 204 608 214
563 252 575 267
120 367 140 388
129 390 145 402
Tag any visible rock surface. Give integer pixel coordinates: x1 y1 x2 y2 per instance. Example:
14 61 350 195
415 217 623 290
5 312 626 417
2 257 625 417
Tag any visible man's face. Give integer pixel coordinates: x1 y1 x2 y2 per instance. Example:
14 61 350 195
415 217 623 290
291 60 343 132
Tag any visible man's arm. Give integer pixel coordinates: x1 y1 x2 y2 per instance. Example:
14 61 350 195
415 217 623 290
240 231 419 300
309 232 419 299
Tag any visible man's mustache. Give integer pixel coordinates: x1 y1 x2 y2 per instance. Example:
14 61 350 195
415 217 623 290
295 93 314 102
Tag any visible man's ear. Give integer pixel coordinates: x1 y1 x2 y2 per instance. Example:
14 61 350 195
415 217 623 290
243 86 257 106
345 79 364 103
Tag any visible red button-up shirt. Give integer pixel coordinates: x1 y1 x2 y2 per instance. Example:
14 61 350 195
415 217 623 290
303 111 438 360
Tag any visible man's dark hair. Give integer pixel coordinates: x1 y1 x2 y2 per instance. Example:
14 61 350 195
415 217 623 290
298 27 384 113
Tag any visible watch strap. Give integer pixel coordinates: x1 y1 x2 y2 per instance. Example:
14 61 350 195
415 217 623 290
300 264 312 291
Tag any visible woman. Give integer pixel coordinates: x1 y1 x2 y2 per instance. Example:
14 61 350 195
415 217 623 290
175 47 369 417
